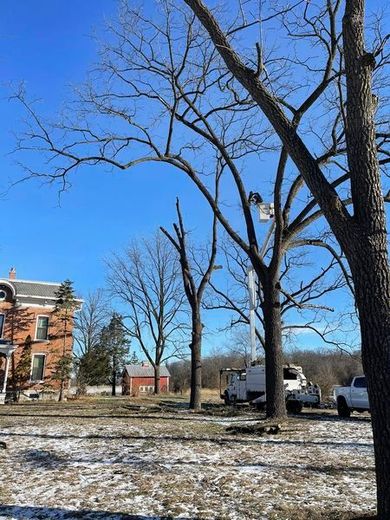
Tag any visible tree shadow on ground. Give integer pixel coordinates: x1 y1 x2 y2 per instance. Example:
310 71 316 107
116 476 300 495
158 400 190 409
18 447 374 476
297 412 371 424
21 448 68 469
0 430 373 450
0 406 372 424
158 400 227 412
0 505 201 520
0 505 376 520
0 412 235 421
0 430 374 451
0 412 195 421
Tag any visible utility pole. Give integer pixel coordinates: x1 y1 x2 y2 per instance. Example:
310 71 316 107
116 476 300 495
247 202 275 364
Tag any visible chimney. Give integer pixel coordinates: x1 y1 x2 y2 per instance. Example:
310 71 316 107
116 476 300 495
9 267 16 280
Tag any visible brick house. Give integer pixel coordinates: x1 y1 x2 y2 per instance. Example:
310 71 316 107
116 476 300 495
0 268 80 402
122 364 170 395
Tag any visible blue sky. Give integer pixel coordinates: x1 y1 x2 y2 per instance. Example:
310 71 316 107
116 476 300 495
0 0 232 356
0 0 386 355
0 0 214 287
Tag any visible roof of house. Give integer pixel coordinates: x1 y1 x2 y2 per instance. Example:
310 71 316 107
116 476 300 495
0 278 82 307
9 279 61 299
124 364 171 378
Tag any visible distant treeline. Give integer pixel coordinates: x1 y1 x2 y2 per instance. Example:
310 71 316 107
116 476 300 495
168 349 362 399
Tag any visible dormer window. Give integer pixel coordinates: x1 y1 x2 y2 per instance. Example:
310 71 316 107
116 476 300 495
36 316 49 340
0 284 11 302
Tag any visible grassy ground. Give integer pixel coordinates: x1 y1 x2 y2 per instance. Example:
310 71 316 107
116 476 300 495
0 393 376 520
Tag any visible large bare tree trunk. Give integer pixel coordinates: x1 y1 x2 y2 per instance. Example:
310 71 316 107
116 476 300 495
350 255 390 518
261 274 286 419
342 3 390 516
161 199 217 412
111 364 117 397
189 317 202 411
154 364 161 395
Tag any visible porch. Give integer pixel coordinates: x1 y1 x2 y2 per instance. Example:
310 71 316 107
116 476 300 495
0 340 17 404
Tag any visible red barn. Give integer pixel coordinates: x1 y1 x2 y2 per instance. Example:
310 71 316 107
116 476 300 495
122 364 170 395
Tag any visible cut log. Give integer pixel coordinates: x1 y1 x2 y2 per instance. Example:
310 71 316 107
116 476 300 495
226 422 281 435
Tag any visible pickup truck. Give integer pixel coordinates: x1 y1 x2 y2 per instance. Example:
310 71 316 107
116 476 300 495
334 376 369 417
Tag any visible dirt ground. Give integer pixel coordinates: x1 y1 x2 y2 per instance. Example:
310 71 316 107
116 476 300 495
0 394 376 520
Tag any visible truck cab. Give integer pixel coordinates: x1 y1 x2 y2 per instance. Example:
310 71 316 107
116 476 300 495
220 368 265 404
334 376 369 417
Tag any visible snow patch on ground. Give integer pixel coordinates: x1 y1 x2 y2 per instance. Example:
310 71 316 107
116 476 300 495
0 403 375 519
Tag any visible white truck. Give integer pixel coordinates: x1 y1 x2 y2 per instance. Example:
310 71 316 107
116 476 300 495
333 376 369 417
220 364 321 413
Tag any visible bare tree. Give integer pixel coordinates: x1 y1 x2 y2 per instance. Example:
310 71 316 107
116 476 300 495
106 232 186 394
181 0 390 516
13 0 363 419
73 290 113 392
73 289 110 358
11 3 390 507
161 197 218 410
223 326 264 367
167 358 191 394
207 234 352 355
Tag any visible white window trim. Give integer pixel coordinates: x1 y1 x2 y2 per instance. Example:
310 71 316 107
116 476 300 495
30 353 47 383
0 313 4 338
35 315 50 341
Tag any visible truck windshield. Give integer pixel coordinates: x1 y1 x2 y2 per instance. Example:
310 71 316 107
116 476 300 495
283 368 298 380
354 377 367 388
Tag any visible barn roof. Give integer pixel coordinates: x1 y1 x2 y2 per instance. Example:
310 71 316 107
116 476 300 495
124 364 170 377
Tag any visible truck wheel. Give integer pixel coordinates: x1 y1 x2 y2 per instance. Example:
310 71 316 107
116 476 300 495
286 400 303 414
337 397 351 418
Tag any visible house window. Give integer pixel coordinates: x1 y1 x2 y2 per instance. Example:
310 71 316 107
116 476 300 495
0 314 4 337
31 354 46 381
139 386 154 393
36 316 49 340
